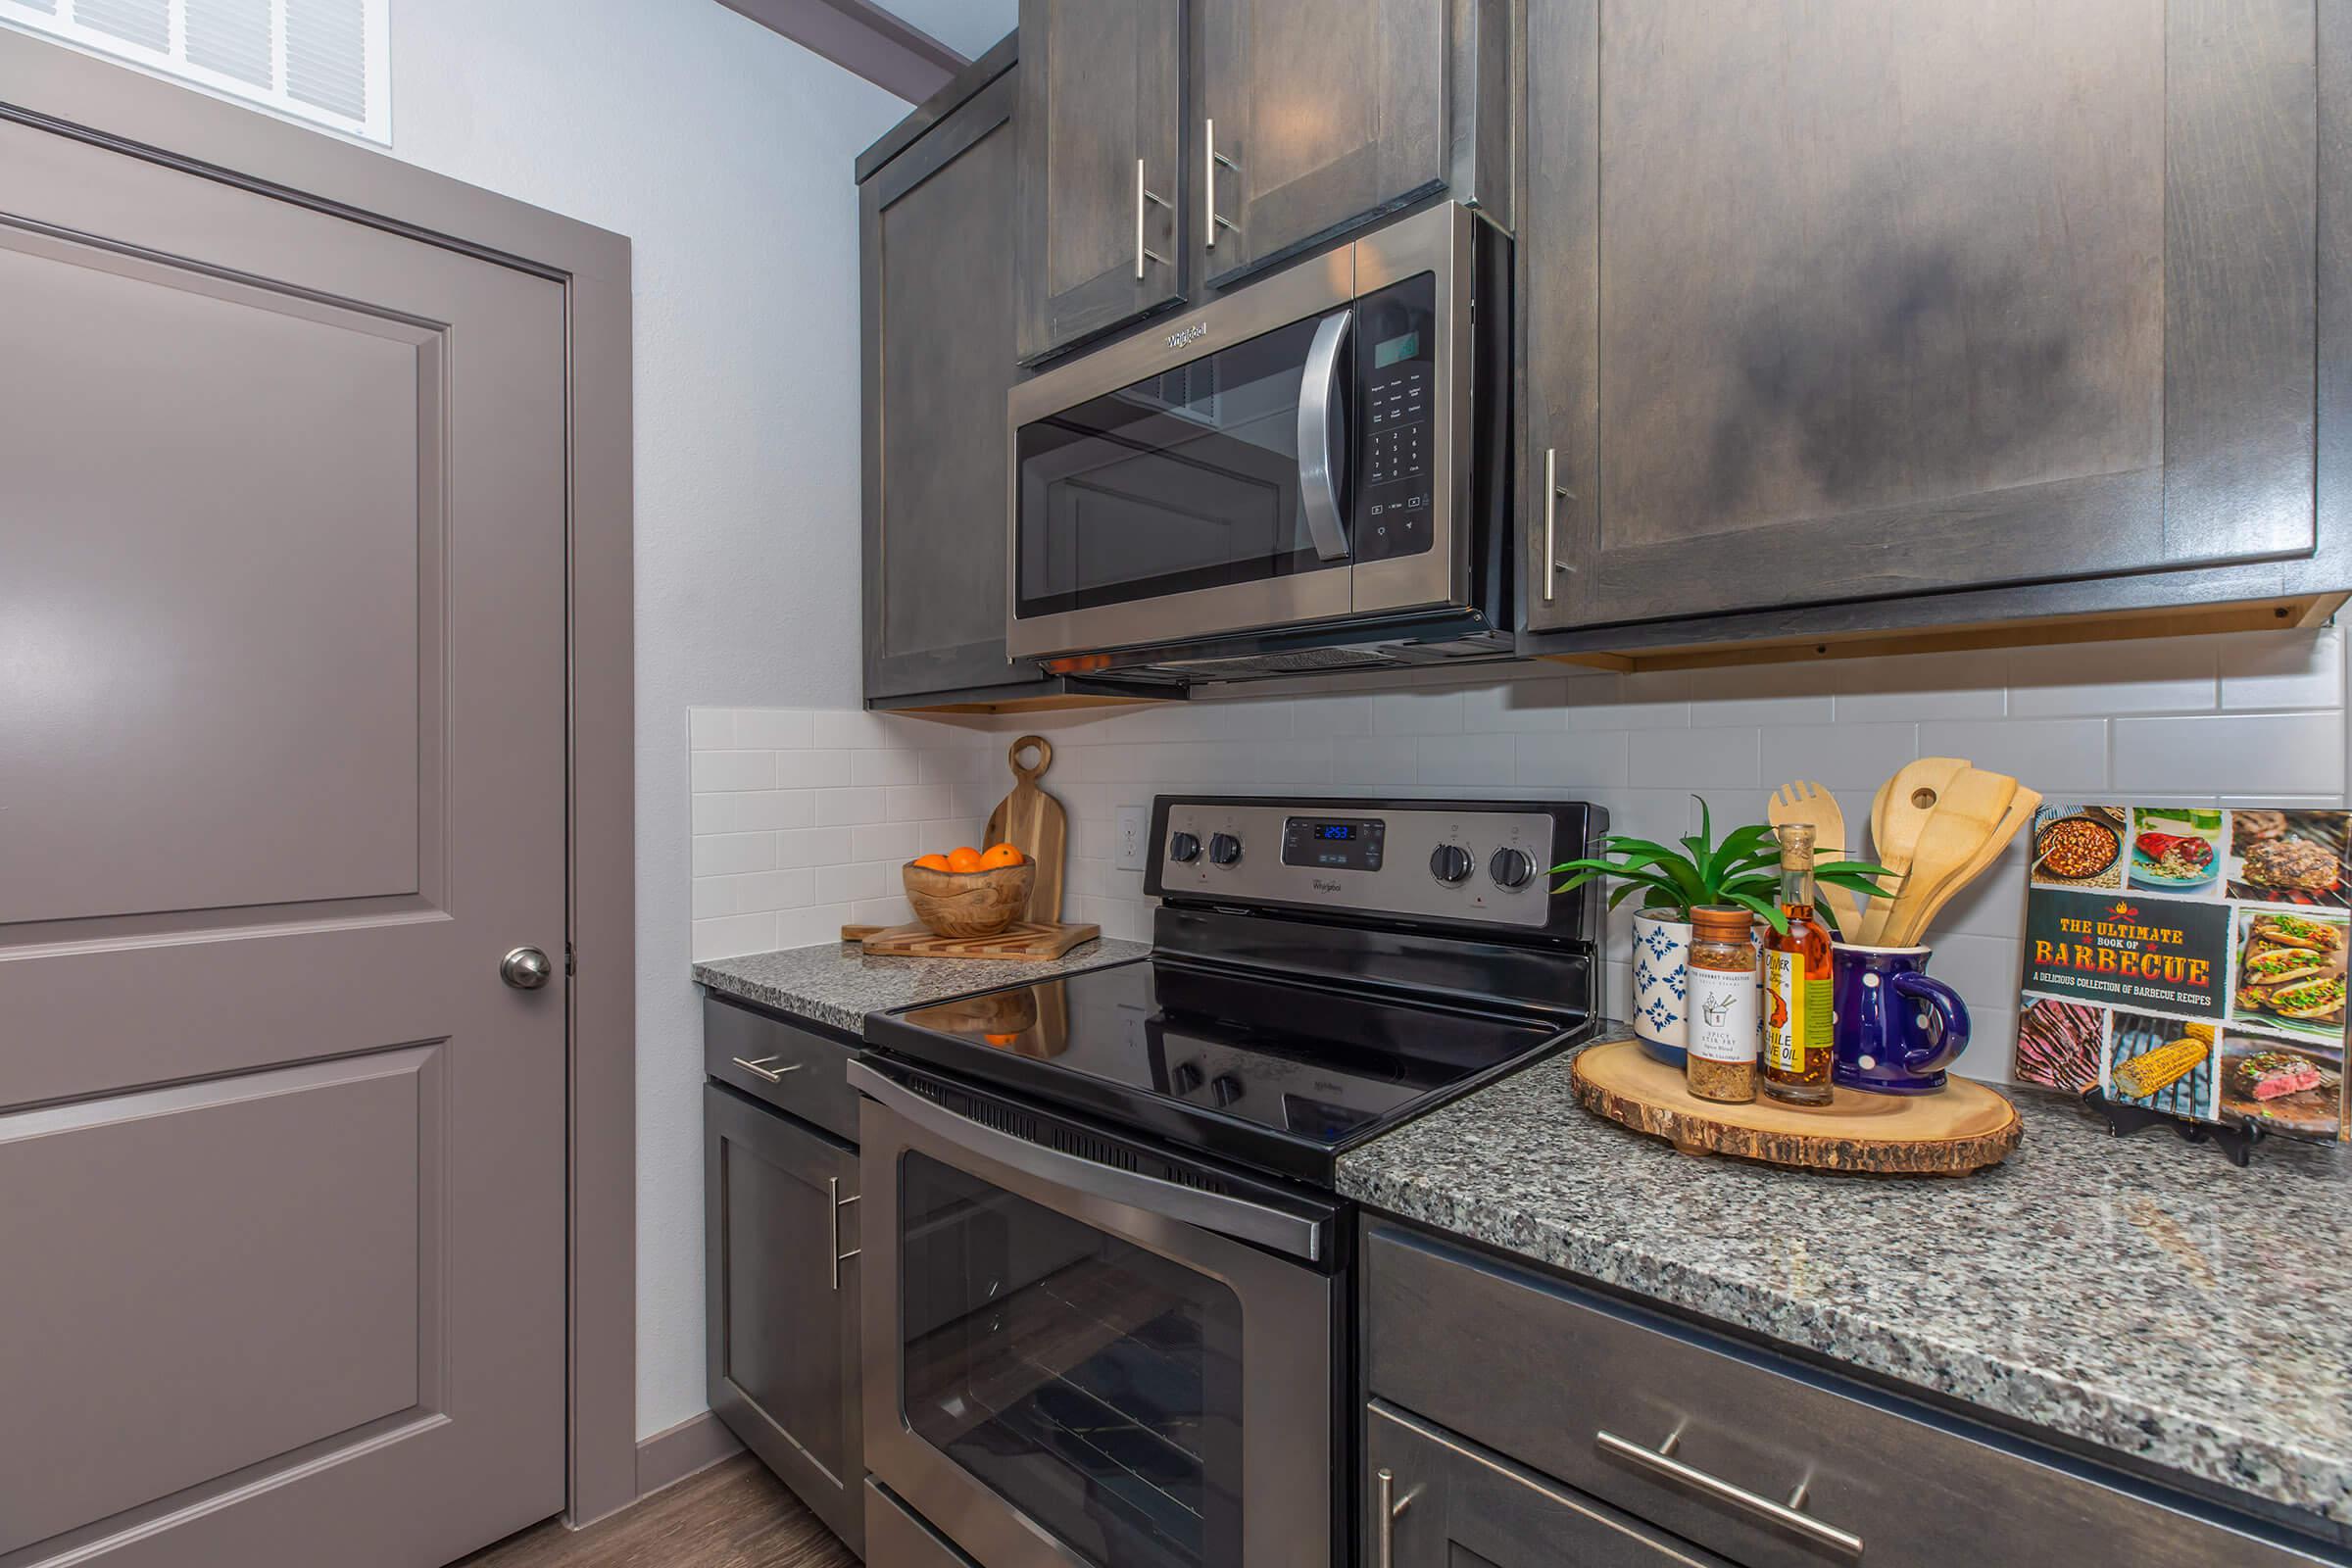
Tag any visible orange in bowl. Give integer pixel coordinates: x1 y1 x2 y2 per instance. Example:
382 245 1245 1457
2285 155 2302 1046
946 845 985 873
911 852 952 872
978 842 1025 869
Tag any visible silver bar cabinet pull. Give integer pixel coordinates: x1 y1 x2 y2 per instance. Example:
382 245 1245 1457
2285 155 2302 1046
828 1177 860 1292
1595 1428 1863 1559
1204 118 1240 249
1135 159 1170 279
1375 1467 1417 1568
730 1055 802 1083
1543 447 1560 603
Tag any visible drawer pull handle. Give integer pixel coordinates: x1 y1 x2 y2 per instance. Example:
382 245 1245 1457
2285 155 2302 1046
828 1176 859 1293
731 1055 803 1083
1374 1466 1420 1568
1596 1428 1862 1559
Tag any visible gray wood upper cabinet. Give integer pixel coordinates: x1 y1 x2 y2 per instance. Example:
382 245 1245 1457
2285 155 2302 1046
1523 0 2325 633
1195 0 1508 287
706 1083 864 1555
861 58 1042 702
1014 0 1186 362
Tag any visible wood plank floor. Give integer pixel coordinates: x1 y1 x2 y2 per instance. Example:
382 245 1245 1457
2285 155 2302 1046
454 1456 859 1568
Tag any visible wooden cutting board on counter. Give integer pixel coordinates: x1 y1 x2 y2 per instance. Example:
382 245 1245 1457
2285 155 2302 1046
839 920 1100 960
985 735 1066 923
1571 1039 2022 1175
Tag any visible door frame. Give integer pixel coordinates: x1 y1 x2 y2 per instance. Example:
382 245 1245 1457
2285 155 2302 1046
0 32 642 1529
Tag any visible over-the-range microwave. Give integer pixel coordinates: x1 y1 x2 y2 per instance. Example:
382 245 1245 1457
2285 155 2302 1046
1004 201 1512 686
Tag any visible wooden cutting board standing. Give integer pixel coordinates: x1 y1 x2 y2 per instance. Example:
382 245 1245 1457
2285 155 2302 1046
985 735 1066 923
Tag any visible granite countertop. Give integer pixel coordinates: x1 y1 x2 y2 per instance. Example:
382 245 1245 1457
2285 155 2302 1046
1337 1024 2352 1532
693 937 1152 1034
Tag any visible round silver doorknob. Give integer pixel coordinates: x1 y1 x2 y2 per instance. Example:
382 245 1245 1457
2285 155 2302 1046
501 946 554 991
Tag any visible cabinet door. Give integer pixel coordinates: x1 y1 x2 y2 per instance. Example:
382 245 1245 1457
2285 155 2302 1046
1524 1 2319 631
1195 0 1449 283
1366 1401 1730 1568
705 1084 863 1555
862 68 1039 701
1014 0 1185 361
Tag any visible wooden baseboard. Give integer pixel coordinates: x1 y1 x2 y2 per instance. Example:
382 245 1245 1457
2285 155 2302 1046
634 1411 745 1500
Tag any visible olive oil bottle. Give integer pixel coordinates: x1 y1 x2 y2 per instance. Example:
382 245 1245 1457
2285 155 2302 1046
1761 823 1835 1105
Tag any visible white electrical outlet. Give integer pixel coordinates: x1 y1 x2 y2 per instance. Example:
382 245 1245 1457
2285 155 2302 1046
1114 805 1149 871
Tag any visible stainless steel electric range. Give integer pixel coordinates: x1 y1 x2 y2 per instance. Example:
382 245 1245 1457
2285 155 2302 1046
852 794 1607 1568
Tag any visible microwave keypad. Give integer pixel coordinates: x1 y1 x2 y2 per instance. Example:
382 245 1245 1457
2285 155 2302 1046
1360 365 1433 562
1366 368 1427 484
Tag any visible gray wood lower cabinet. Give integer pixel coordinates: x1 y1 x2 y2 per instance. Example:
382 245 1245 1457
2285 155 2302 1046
1362 1221 2332 1568
705 1082 863 1555
1367 1400 1729 1568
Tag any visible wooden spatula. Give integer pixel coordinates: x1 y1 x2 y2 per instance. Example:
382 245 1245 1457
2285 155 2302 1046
1878 768 2020 948
1889 788 2041 947
1858 757 1971 944
984 735 1066 923
1768 779 1861 939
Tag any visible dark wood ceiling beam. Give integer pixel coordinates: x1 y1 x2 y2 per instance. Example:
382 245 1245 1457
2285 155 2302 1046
714 0 969 103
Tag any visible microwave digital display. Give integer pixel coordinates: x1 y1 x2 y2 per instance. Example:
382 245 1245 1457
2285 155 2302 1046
1372 331 1419 368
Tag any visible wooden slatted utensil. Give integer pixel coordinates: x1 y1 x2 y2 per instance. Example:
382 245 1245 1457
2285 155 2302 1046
1877 767 2020 948
1886 788 2040 948
1859 757 1971 944
984 735 1067 923
1768 779 1862 938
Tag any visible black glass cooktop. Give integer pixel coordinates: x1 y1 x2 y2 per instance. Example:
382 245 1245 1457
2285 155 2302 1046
865 956 1576 1184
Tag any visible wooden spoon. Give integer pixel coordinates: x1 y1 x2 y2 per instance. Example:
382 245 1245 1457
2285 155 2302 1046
1879 768 2021 948
1893 788 2041 946
1858 757 1971 944
1768 779 1861 939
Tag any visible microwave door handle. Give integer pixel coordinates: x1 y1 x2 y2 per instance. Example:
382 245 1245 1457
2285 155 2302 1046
848 1058 1326 1263
1297 306 1353 562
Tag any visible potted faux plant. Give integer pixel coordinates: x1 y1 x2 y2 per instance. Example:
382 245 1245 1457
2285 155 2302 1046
1550 798 1888 1064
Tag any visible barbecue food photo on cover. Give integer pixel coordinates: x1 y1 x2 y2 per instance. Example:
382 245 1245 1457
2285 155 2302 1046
2225 808 2351 906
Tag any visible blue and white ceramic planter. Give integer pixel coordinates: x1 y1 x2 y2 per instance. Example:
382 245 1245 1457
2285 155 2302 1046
1631 909 1691 1064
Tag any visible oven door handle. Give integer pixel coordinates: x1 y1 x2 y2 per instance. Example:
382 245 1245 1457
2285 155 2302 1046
849 1058 1327 1263
1296 306 1353 563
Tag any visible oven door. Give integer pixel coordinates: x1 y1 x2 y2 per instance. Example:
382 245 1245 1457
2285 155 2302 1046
1005 247 1357 662
853 1058 1339 1568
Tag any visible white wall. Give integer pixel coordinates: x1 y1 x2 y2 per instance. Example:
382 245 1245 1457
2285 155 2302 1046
690 626 2349 1085
383 0 906 1440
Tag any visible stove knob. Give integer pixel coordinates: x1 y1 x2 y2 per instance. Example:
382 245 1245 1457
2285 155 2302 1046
1489 847 1537 890
1429 844 1473 884
1169 830 1201 863
1172 1061 1204 1095
1210 1073 1245 1107
1208 832 1244 866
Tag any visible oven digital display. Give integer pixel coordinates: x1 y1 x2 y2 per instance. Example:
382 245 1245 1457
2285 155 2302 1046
1282 817 1385 870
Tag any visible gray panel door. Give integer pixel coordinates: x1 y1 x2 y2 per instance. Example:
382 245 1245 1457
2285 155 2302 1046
0 111 567 1568
1524 0 2319 630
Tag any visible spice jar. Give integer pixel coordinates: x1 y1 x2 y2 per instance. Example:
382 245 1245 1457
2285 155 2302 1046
1684 904 1759 1103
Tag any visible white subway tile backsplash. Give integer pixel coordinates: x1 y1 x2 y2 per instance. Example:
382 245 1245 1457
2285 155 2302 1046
690 749 775 792
2006 638 2216 717
1631 726 1759 789
2220 627 2343 710
1916 718 2108 793
2112 711 2347 796
733 708 814 749
689 627 2344 1085
1758 722 1919 792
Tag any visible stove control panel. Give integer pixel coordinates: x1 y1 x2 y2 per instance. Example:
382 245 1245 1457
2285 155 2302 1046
1150 797 1590 931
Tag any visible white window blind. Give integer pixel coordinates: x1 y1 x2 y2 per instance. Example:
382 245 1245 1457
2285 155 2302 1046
0 0 389 143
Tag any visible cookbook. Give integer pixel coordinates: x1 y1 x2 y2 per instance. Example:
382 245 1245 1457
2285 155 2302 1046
2014 804 2347 1144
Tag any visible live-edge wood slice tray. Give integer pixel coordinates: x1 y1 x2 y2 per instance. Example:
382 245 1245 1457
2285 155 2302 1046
1571 1038 2023 1175
839 920 1101 960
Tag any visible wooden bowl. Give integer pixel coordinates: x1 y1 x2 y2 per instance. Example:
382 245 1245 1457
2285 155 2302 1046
902 858 1034 939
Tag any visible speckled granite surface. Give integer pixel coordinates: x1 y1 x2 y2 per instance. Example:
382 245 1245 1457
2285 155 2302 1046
1338 1024 2352 1530
693 938 1152 1034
